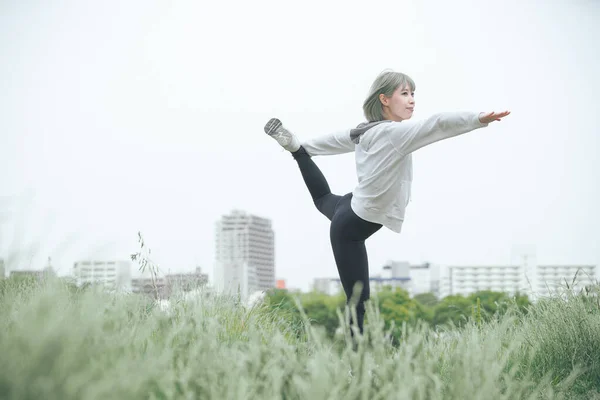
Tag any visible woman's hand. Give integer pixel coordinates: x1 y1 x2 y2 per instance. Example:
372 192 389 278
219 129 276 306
479 111 511 124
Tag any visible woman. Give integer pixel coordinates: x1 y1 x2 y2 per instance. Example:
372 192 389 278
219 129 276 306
264 69 510 335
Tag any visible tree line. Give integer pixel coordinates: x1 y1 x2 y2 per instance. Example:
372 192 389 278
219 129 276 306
265 286 531 342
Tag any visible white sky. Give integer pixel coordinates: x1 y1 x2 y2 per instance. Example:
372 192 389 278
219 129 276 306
1 0 599 291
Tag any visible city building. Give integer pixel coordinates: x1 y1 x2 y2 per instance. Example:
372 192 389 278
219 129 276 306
311 261 437 297
311 249 597 301
130 267 209 299
438 249 597 300
439 264 524 298
8 257 56 282
165 267 209 292
535 264 596 297
214 210 276 300
276 279 286 289
312 278 335 294
131 276 168 298
72 260 132 291
382 261 441 297
9 269 54 281
0 258 4 279
411 262 441 296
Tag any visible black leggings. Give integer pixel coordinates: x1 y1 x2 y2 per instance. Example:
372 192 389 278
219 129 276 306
292 147 382 334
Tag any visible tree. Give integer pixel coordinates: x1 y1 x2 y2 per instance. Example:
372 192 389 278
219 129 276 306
414 292 439 307
432 294 472 328
467 290 508 319
301 291 344 338
371 286 429 342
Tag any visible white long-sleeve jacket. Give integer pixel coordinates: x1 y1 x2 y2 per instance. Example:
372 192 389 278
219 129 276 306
301 112 488 233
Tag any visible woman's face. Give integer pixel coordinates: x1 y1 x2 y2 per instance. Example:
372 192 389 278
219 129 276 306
380 84 415 122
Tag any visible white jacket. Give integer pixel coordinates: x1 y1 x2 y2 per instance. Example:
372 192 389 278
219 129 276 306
301 112 488 233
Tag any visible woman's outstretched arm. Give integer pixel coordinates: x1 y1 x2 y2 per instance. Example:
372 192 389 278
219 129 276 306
387 110 510 156
300 128 356 156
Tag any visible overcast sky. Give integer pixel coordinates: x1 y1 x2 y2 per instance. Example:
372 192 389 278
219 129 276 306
1 0 598 291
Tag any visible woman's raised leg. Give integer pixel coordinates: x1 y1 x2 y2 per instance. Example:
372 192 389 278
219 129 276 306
265 118 341 220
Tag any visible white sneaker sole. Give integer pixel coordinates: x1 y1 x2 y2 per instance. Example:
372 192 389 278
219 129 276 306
264 118 283 136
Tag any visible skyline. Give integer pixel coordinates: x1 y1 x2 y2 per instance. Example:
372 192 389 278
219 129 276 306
1 0 599 292
1 204 597 289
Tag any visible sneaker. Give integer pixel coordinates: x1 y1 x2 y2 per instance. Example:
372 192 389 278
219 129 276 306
264 118 300 152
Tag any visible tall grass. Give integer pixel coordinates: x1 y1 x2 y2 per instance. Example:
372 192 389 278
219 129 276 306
0 277 598 399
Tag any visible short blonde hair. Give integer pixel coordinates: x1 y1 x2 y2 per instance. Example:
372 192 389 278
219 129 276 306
362 70 416 122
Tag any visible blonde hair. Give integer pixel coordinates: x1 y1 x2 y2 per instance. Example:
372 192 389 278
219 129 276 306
362 70 416 122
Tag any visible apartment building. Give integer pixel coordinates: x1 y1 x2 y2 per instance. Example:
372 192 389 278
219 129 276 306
72 260 132 291
214 210 275 300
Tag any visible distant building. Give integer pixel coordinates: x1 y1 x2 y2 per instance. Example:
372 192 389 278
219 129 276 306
73 260 132 291
312 249 598 301
440 264 524 298
276 279 286 289
8 257 56 282
131 276 168 298
0 258 4 279
312 261 436 297
165 267 209 293
130 267 209 299
438 252 597 300
312 278 333 294
381 261 440 296
535 264 596 297
311 275 411 297
214 210 275 300
410 263 441 296
9 269 53 281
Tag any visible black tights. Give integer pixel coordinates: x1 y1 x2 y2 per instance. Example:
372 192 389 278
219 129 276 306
292 147 382 335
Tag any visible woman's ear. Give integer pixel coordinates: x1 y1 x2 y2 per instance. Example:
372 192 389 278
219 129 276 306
379 93 388 106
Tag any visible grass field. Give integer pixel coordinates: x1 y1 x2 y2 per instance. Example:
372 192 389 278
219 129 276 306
0 277 599 400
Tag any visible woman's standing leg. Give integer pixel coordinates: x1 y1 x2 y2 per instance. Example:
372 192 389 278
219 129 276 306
329 194 382 335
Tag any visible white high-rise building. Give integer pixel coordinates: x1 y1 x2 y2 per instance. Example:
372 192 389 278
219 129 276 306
73 260 132 291
0 258 5 279
214 210 275 300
